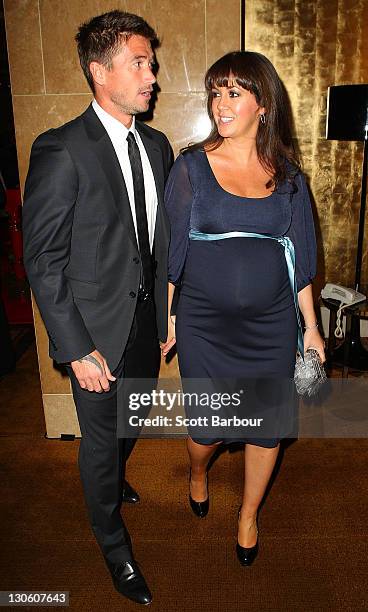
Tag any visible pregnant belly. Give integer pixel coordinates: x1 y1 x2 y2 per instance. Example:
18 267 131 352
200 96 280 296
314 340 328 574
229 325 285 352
181 238 293 316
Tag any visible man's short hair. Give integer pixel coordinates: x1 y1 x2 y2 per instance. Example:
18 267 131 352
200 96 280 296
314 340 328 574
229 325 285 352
75 10 158 92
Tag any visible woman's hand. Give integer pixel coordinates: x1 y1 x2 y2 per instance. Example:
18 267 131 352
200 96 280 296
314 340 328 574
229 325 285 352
298 284 326 364
160 315 176 356
303 327 326 363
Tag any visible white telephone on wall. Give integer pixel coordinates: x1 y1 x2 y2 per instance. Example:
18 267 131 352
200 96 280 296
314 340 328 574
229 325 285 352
321 283 366 339
321 283 366 306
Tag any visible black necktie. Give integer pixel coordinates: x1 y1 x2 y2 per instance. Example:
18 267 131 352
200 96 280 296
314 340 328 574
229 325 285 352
127 131 153 293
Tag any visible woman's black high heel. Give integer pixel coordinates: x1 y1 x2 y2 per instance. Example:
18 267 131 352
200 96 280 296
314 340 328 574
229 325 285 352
189 469 209 518
236 506 258 566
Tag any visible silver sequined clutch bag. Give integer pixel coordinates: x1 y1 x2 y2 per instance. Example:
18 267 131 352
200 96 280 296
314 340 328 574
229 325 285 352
294 348 327 397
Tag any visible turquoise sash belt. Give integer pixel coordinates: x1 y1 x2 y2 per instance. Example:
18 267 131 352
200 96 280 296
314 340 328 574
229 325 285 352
189 229 304 357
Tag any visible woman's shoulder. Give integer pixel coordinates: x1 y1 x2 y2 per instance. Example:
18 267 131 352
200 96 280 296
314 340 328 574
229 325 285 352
172 148 203 167
167 149 204 192
181 144 205 155
181 147 206 162
173 148 207 181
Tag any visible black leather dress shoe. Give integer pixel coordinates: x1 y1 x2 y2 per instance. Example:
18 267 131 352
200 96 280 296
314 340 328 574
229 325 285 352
109 560 152 605
189 470 209 518
122 480 140 504
236 506 258 566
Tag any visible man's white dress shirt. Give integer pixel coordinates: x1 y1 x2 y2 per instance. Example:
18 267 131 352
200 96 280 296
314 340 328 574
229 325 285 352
92 99 158 251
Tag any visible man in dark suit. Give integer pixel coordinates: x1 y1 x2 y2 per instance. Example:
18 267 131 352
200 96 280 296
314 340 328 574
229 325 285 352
23 11 173 605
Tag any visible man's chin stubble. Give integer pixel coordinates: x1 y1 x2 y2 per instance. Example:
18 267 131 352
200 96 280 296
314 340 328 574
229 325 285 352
111 98 147 116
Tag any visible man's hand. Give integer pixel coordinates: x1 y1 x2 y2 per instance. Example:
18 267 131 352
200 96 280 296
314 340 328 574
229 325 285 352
71 349 116 392
160 315 176 357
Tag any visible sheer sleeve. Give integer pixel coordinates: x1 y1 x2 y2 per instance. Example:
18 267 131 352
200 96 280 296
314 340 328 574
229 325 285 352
164 154 194 285
285 172 317 292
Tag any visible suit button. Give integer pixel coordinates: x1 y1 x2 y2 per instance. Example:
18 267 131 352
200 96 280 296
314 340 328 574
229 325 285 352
129 291 136 298
133 257 140 264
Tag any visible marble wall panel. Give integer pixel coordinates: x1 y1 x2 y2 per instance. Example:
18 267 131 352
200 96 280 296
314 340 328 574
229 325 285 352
39 0 125 94
160 354 179 378
359 2 368 78
4 0 44 94
12 94 92 186
43 394 81 438
39 0 206 94
32 300 71 394
206 0 241 70
151 92 209 155
135 0 206 93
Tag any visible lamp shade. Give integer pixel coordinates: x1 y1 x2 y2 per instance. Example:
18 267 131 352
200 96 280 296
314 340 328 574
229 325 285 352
326 84 368 141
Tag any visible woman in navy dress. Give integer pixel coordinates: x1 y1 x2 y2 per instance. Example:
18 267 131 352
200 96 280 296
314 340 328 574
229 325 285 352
162 51 325 566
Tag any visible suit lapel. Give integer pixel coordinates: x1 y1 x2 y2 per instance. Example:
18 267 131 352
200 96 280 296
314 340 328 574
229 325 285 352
82 105 138 250
81 106 169 252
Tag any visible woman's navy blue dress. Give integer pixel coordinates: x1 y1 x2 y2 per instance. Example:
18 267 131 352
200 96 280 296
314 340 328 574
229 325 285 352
164 150 317 447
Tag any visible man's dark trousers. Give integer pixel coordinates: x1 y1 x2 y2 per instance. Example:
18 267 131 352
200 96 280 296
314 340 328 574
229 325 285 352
69 297 160 565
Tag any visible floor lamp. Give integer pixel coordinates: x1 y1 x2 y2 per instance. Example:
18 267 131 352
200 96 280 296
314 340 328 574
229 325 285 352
326 84 368 369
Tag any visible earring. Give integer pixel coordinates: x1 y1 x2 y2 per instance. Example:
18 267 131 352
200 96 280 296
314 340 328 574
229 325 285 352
260 113 266 125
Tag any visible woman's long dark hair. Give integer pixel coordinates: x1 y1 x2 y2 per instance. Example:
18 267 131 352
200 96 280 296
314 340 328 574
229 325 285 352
184 51 300 189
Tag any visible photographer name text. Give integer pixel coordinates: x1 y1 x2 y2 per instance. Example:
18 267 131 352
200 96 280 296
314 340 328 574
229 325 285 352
128 415 263 428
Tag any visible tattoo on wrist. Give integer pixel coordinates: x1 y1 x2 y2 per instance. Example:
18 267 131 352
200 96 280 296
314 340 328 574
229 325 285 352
78 355 103 374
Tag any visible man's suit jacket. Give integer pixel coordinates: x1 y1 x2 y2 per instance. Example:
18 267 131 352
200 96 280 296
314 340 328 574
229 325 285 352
23 104 173 372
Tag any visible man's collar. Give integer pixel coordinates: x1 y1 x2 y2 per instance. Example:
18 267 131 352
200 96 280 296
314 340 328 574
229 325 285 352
92 99 136 137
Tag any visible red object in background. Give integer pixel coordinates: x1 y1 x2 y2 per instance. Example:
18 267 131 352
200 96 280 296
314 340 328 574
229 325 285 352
0 188 33 324
6 188 26 280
